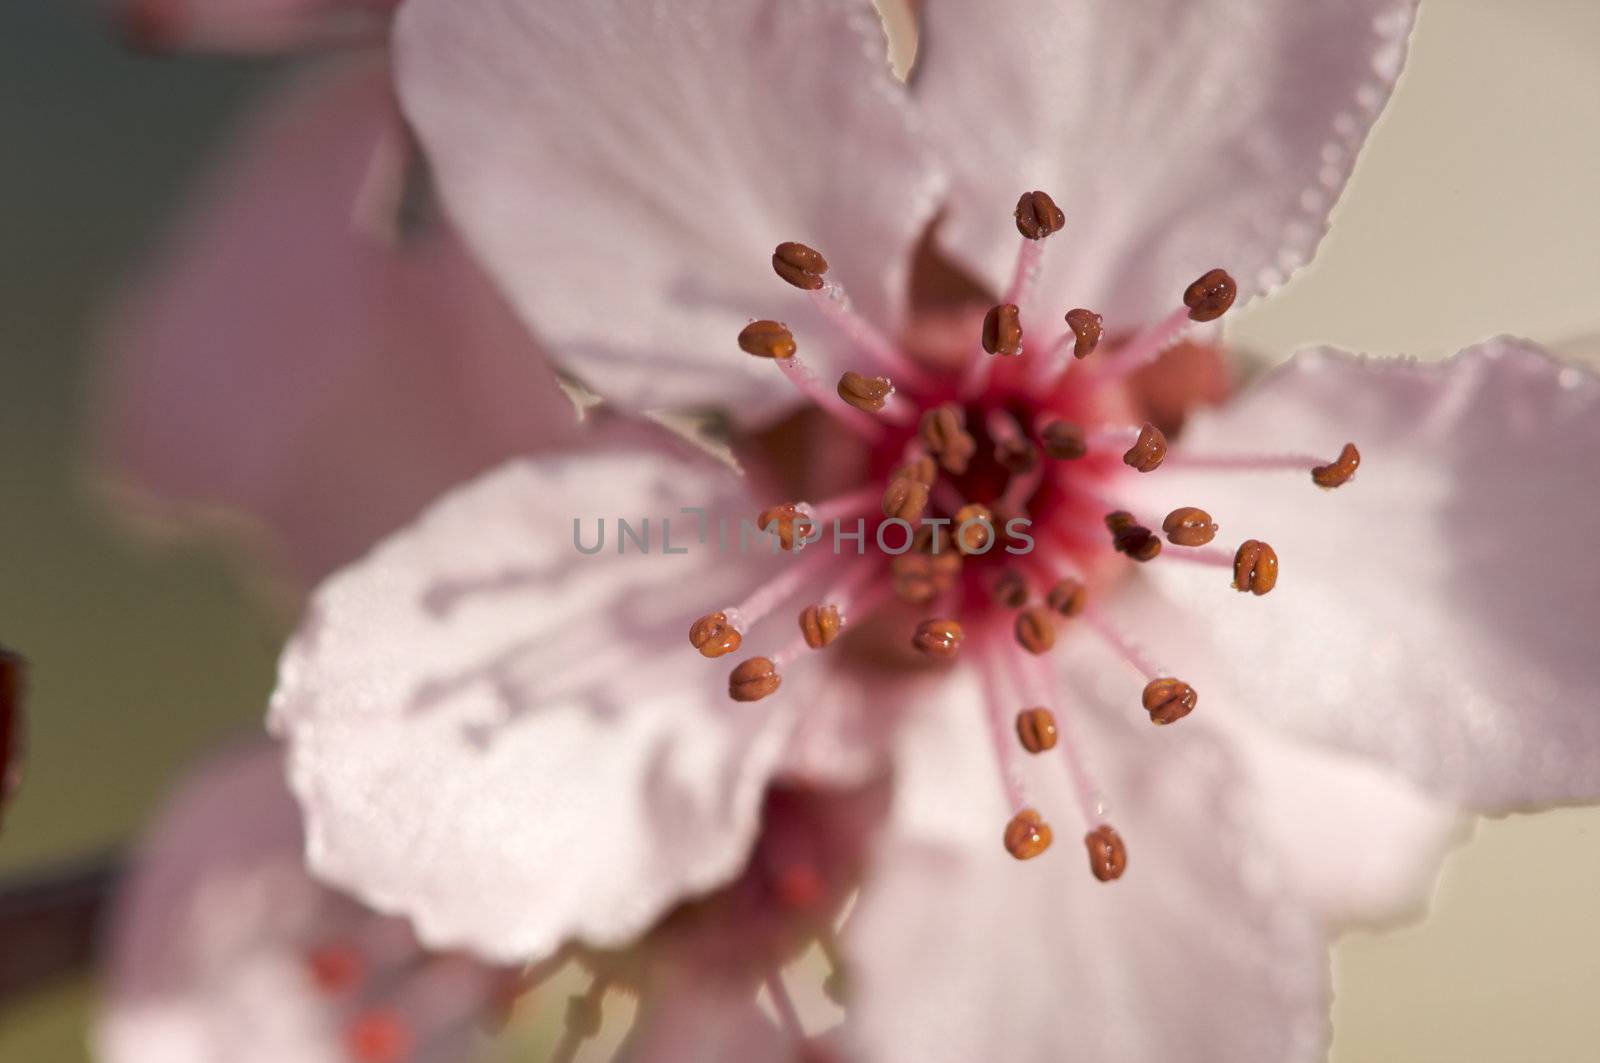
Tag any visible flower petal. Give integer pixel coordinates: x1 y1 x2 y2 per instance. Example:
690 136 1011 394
270 437 805 962
842 649 1328 1063
1117 337 1600 811
95 740 508 1063
913 0 1417 325
393 0 943 424
94 59 576 584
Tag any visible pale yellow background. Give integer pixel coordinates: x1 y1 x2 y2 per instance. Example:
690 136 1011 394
1 0 1597 1060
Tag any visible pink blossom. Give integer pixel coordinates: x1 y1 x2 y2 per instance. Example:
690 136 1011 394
94 741 524 1063
182 0 1600 1059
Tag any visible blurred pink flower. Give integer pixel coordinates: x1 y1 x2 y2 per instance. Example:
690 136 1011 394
157 0 1593 1059
93 57 577 584
95 741 523 1063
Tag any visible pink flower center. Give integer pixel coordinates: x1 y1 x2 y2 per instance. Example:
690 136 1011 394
695 190 1361 881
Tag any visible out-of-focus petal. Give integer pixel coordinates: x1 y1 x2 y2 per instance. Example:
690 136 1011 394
393 0 943 424
1118 337 1600 812
842 638 1328 1062
113 0 393 55
613 966 786 1063
95 741 508 1063
94 58 576 584
270 437 806 963
913 0 1417 327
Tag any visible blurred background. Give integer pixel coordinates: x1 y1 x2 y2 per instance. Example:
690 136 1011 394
1 0 1597 1059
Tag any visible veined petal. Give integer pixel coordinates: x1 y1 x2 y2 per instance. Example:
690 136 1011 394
94 59 576 583
95 741 510 1063
842 648 1328 1063
270 437 804 962
393 0 943 424
913 0 1417 327
1119 337 1600 812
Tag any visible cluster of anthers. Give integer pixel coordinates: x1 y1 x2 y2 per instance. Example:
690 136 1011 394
689 190 1359 881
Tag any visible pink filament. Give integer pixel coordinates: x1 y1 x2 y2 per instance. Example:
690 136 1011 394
808 285 934 392
774 357 883 443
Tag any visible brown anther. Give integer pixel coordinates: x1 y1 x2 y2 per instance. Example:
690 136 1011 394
1045 578 1087 617
1063 308 1103 359
1003 809 1054 860
1182 267 1237 322
1083 825 1128 881
1161 507 1218 547
758 503 814 550
837 370 893 412
890 551 960 604
1232 539 1279 595
688 612 742 658
799 604 841 649
994 436 1038 474
772 241 828 290
1311 442 1361 488
953 503 995 555
1015 707 1058 754
981 303 1023 356
909 523 951 555
1122 422 1168 472
1106 511 1162 561
893 455 937 487
1039 419 1087 461
1014 607 1056 655
912 618 964 661
881 476 930 523
1141 677 1197 725
991 569 1029 608
1013 190 1066 240
736 319 796 360
919 403 976 475
729 657 781 702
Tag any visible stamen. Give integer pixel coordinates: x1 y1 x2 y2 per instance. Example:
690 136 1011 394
771 354 883 443
550 974 608 1063
729 657 782 702
1121 422 1168 472
953 503 995 555
117 0 390 55
807 484 882 528
1161 507 1218 547
1003 809 1054 860
1062 308 1104 360
689 611 743 658
1013 190 1066 240
772 241 829 290
890 550 960 604
1141 677 1198 725
1083 824 1128 882
1084 608 1162 682
881 474 930 523
738 319 798 360
758 503 816 551
1233 539 1280 595
1014 706 1058 753
1312 442 1362 488
1105 511 1162 561
1014 607 1056 656
990 569 1030 608
798 604 841 648
1015 644 1105 828
1097 268 1235 381
912 619 964 661
893 455 937 486
981 303 1023 357
1183 268 1238 322
719 542 841 635
1045 577 1087 616
919 403 977 475
306 941 364 994
818 926 849 1005
1038 418 1088 461
836 370 912 423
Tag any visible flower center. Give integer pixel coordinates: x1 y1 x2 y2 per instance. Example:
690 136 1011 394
691 190 1359 884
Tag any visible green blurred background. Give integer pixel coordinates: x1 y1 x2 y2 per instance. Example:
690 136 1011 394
2 0 1598 1060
